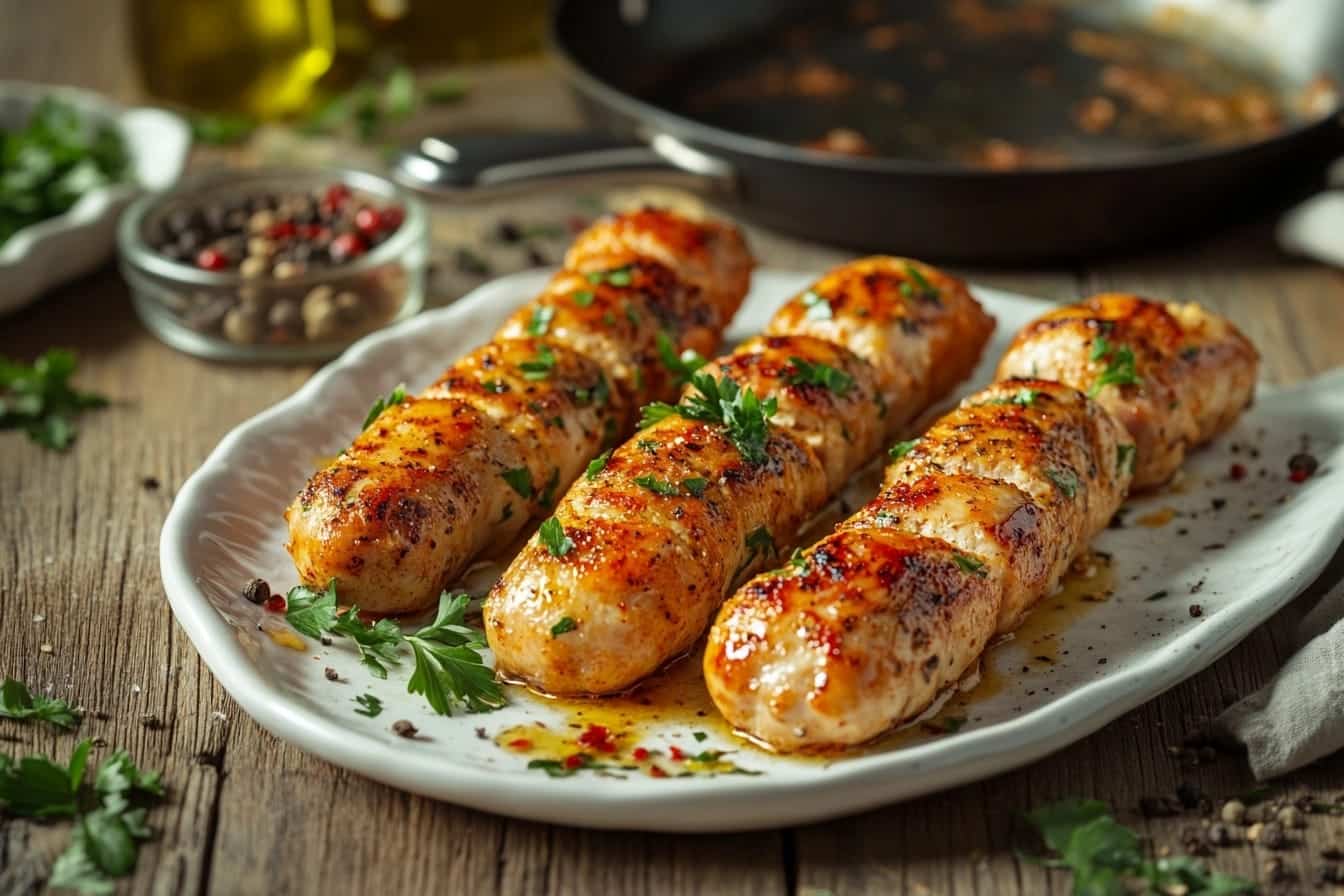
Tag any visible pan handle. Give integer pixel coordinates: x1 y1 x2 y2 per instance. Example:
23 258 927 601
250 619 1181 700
390 131 737 196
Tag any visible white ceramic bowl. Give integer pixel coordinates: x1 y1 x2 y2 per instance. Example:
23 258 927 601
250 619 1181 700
0 81 192 315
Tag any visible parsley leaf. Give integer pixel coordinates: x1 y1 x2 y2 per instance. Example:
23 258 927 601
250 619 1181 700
952 554 988 577
537 467 561 506
550 617 577 637
800 289 833 320
785 356 853 395
0 349 107 450
526 305 555 337
539 517 574 557
1116 443 1136 475
899 262 941 305
681 477 708 497
404 591 504 714
0 677 80 729
519 344 557 380
1026 799 1255 895
572 289 596 307
638 372 778 466
656 331 708 385
1046 468 1079 499
1088 335 1142 397
738 525 776 577
353 694 383 717
983 387 1038 407
585 451 611 481
501 467 533 499
586 265 633 287
888 439 918 461
333 610 405 679
284 580 340 639
362 383 407 429
634 474 679 496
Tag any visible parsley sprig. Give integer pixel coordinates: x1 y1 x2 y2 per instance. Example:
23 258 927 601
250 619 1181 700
1026 799 1254 895
785 356 853 395
284 582 504 714
640 372 778 466
899 262 942 305
362 383 407 429
1 349 107 450
655 331 708 385
1088 335 1141 397
0 677 80 729
1 738 165 894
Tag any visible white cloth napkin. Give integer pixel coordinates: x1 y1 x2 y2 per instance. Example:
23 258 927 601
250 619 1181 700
1218 571 1344 779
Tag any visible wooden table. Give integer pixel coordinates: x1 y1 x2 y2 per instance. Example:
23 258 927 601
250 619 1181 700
4 8 1344 893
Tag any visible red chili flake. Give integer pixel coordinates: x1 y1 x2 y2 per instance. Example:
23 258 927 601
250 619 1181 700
329 232 367 262
263 594 286 613
567 215 589 234
324 183 351 209
507 738 532 750
196 248 229 271
632 747 650 761
649 765 667 778
563 754 585 770
1228 463 1247 481
354 207 382 235
668 745 685 761
1287 452 1318 483
300 224 326 240
379 206 405 232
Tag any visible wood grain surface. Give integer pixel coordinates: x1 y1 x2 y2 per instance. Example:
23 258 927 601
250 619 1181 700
3 3 1344 894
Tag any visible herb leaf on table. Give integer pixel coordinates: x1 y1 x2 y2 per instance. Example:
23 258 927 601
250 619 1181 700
1026 799 1255 895
0 349 107 450
0 677 81 729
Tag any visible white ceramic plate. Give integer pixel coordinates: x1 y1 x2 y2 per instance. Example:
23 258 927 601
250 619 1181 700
0 82 191 315
161 270 1344 832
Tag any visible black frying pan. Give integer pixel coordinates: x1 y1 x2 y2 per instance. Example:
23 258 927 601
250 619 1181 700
393 0 1344 263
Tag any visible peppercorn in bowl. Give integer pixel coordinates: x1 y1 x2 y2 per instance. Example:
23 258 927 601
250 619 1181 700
118 167 428 361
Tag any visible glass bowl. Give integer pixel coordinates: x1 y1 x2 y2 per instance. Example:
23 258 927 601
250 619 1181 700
119 166 428 362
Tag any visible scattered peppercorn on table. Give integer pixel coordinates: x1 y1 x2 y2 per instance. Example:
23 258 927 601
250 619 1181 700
3 9 1344 894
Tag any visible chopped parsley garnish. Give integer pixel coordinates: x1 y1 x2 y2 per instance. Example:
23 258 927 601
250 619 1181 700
519 344 557 380
353 694 383 717
655 331 708 385
984 387 1038 407
526 305 555 337
899 262 941 305
1116 443 1136 475
482 379 508 394
888 439 918 461
538 467 561 506
572 289 596 307
539 517 574 557
775 547 809 576
573 374 610 406
1 738 165 895
284 583 501 713
0 677 80 730
639 372 778 466
624 304 641 326
550 617 577 637
785 356 853 395
585 451 611 480
735 525 777 580
362 383 407 429
1046 468 1079 498
1088 335 1141 397
527 755 611 777
953 554 988 577
586 265 633 287
681 477 708 497
500 467 533 499
1026 799 1254 895
1 349 108 451
800 290 833 320
634 474 679 496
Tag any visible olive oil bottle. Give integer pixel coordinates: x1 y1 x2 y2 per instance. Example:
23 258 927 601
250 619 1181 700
131 0 336 119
